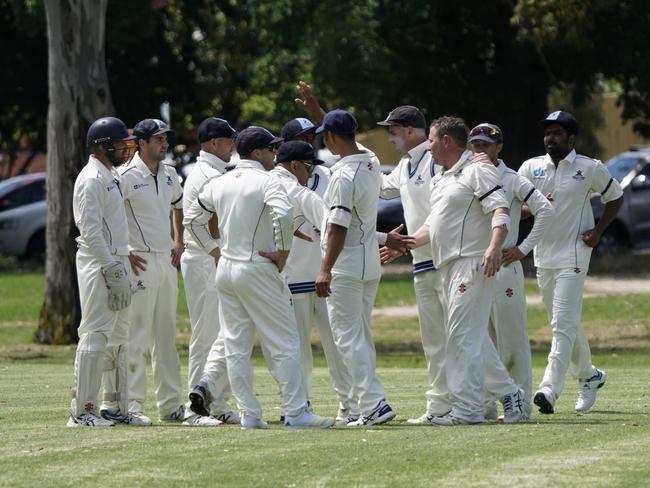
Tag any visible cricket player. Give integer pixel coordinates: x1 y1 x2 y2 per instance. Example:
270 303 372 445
468 123 555 419
68 116 146 427
518 111 623 414
376 105 449 424
408 116 525 425
281 117 317 144
184 126 334 429
181 117 240 424
120 118 217 426
315 109 396 427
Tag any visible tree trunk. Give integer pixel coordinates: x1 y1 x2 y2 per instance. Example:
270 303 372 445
36 0 113 344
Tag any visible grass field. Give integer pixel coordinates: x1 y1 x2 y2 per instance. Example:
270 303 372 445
1 270 650 487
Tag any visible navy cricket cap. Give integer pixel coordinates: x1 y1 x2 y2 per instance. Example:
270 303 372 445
315 109 358 135
281 118 316 141
276 140 324 165
133 118 175 139
235 126 283 156
377 105 426 129
539 110 578 135
197 117 237 143
468 123 503 144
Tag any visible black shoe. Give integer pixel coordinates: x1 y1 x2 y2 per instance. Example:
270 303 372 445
189 384 211 417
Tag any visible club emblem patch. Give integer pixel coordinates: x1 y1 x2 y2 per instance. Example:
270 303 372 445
458 283 466 294
367 162 373 171
574 267 581 274
235 171 243 179
414 174 424 186
84 402 94 412
533 167 546 178
166 175 173 186
505 288 513 298
572 170 585 181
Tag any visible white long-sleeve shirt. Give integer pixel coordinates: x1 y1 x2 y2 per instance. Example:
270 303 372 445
322 151 382 280
426 150 509 268
518 149 623 269
182 150 228 253
381 140 443 272
496 160 555 255
118 152 183 253
183 159 293 262
73 156 129 268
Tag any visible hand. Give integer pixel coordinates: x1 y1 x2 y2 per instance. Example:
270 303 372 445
481 245 502 277
470 152 492 165
128 253 147 277
294 228 313 242
258 250 290 272
546 192 554 202
102 261 132 311
379 246 403 264
171 242 184 268
294 81 326 122
385 224 415 252
502 246 525 266
209 246 221 265
581 228 601 248
315 269 332 297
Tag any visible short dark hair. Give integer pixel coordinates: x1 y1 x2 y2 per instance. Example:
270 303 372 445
430 116 469 147
326 131 355 143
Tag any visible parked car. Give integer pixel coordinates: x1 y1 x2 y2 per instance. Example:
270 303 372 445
592 148 650 254
0 172 46 260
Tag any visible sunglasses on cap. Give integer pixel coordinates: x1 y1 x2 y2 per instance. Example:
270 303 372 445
469 125 499 138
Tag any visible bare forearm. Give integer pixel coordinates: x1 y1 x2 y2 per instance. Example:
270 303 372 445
594 197 623 235
321 224 347 272
410 224 431 249
173 208 184 244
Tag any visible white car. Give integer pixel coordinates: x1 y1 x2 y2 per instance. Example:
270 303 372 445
0 172 46 261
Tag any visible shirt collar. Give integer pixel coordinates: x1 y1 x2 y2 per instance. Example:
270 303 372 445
131 152 160 176
331 151 371 172
198 150 228 173
407 140 429 161
496 159 506 178
236 159 267 171
446 149 472 174
544 148 577 166
271 165 299 183
89 155 118 180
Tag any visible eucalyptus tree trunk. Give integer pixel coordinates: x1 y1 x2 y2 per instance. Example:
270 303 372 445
36 0 113 344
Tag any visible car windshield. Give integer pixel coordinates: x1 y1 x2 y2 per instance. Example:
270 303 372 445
0 178 46 212
606 155 645 182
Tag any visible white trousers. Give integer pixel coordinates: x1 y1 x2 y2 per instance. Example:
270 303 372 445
442 257 516 423
488 261 533 405
413 269 450 415
292 291 354 409
127 251 183 418
216 259 306 419
180 249 221 391
327 274 385 416
73 251 130 417
199 331 234 414
537 267 596 399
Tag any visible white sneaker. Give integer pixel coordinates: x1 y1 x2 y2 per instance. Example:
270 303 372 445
101 409 152 426
335 407 349 425
66 412 115 427
406 412 435 425
500 389 525 424
533 386 556 414
183 413 222 427
164 405 187 422
430 413 480 426
347 400 395 427
213 411 241 425
575 369 606 412
285 410 334 429
240 414 268 430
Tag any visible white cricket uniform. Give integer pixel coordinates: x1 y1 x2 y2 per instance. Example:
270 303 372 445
71 156 131 417
180 150 233 415
380 140 449 416
322 151 387 416
488 160 555 410
185 159 307 419
426 150 518 423
118 152 184 418
518 150 623 398
274 165 354 412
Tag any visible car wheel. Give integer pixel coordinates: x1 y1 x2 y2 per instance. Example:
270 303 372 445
594 228 629 256
24 229 45 263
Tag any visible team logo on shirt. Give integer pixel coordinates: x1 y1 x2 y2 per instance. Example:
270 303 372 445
84 402 94 412
572 170 585 181
133 183 149 190
414 174 424 186
367 162 373 171
533 167 546 178
106 185 115 192
458 283 467 294
574 267 581 274
505 288 513 298
234 171 243 179
166 175 173 186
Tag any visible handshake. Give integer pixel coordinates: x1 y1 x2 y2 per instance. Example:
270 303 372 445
102 261 145 311
381 224 417 264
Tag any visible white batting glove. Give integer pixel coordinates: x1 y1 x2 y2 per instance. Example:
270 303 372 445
102 261 132 311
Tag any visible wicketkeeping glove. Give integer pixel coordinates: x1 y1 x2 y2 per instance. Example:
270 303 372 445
102 261 132 311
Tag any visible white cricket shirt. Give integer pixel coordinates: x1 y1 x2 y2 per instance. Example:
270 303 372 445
426 150 508 268
73 156 129 267
322 151 382 280
118 152 183 253
184 159 293 262
518 149 623 269
182 150 228 253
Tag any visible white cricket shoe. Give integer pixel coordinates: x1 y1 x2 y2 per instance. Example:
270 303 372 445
240 414 268 430
335 407 349 425
347 400 395 427
213 411 241 425
285 410 334 429
533 386 556 414
66 412 115 427
406 412 436 425
575 369 606 412
500 389 525 424
430 413 480 426
101 409 152 426
183 413 222 427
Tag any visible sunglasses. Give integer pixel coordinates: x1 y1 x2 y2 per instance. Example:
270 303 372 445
469 125 501 142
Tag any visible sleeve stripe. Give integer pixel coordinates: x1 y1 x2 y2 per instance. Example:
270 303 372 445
601 177 613 196
478 185 502 202
523 187 535 203
330 205 351 213
198 197 215 213
171 194 183 205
